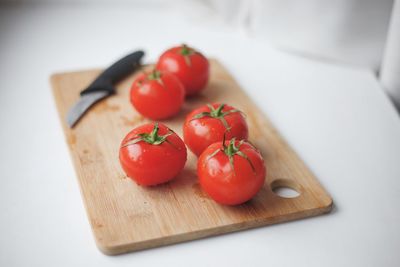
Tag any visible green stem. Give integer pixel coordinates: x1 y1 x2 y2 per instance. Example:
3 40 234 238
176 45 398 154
180 44 195 66
211 104 225 117
222 136 256 174
180 44 192 56
122 123 175 147
191 103 241 131
148 70 161 80
147 70 164 86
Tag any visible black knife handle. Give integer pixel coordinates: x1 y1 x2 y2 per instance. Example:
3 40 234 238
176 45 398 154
80 50 145 96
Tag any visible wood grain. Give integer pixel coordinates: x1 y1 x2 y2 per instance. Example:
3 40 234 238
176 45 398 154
50 59 332 255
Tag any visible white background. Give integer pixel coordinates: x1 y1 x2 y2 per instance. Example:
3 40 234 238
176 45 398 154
1 2 400 267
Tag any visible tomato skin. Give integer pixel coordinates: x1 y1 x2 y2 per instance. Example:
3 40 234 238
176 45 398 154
119 123 187 186
197 140 266 205
183 103 248 157
130 70 184 120
156 45 209 96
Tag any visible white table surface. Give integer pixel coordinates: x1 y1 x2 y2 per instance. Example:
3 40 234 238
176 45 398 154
1 3 400 267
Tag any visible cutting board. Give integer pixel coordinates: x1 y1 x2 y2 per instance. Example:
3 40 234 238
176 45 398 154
51 59 332 255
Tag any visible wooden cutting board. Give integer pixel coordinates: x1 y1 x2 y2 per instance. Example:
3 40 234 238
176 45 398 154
51 59 332 255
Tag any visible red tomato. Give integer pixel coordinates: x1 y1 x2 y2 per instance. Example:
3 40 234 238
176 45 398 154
119 123 187 186
130 69 184 120
198 138 266 205
156 44 209 96
183 103 248 156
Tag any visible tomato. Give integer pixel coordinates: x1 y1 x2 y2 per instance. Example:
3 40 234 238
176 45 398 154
197 138 266 205
119 123 187 186
156 44 209 96
183 103 248 156
130 69 184 120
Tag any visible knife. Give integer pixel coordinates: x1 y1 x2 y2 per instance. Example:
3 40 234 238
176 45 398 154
66 50 145 128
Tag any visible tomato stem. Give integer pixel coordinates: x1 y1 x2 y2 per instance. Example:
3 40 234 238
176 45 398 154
121 123 175 147
207 134 256 175
180 44 195 66
180 44 193 56
147 70 161 80
191 103 242 131
147 70 164 86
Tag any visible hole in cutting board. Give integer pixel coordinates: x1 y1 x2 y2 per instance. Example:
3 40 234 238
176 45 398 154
270 179 301 198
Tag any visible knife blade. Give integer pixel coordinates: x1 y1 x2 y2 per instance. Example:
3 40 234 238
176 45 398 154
66 50 145 128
